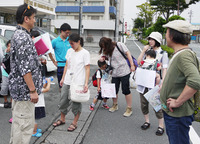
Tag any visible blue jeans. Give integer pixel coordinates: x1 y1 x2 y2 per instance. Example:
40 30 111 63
163 111 194 144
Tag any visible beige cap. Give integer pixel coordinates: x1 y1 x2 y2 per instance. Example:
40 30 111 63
163 20 193 34
147 32 162 44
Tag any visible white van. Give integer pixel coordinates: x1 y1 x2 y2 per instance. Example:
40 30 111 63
0 24 57 73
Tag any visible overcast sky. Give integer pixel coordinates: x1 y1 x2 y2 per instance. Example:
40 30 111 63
124 0 200 30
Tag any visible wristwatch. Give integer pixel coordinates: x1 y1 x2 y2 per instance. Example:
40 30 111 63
30 88 36 94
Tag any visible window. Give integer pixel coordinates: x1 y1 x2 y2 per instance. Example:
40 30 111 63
57 2 67 6
88 1 103 6
91 16 100 20
4 30 14 39
57 15 67 19
74 15 79 20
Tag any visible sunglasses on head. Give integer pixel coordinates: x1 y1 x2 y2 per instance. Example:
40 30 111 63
22 5 30 16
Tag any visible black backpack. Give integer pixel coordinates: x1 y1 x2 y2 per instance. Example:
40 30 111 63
92 69 102 87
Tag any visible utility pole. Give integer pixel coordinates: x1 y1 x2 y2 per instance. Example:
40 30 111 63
188 10 193 23
177 0 180 16
122 18 124 43
78 0 83 36
115 0 119 42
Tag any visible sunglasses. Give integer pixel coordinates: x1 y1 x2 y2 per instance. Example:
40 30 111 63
22 5 30 16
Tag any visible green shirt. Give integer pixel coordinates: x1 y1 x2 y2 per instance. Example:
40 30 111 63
160 50 200 117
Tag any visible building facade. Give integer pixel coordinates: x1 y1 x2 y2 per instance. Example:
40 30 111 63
53 0 124 46
0 0 56 29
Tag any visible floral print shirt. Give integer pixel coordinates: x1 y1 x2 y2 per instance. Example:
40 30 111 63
9 25 42 101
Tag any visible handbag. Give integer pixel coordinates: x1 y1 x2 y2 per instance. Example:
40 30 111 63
129 72 137 89
116 43 138 69
70 76 90 103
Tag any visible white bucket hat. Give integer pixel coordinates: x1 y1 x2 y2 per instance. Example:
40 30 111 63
147 32 162 45
163 20 193 34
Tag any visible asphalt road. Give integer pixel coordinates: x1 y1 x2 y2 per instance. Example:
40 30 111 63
82 39 200 144
0 39 199 144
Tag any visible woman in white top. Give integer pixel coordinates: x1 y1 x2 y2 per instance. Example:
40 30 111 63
53 33 90 132
137 32 169 136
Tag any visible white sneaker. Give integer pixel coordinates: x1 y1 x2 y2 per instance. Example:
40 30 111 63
123 107 132 117
109 104 118 112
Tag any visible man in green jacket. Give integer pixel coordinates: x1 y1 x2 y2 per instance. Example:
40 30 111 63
160 20 200 144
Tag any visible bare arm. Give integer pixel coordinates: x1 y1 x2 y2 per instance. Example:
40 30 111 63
137 45 150 64
48 53 57 67
60 61 68 87
83 65 90 92
167 85 197 112
126 51 135 72
97 78 101 92
23 72 38 103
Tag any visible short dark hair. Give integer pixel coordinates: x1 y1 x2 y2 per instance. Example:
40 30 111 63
68 33 84 47
6 40 11 47
30 30 40 38
145 49 156 59
16 3 37 24
97 60 106 68
168 28 191 45
60 23 71 32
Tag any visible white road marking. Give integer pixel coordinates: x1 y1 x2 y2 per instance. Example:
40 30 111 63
189 126 200 144
133 39 142 52
132 39 200 144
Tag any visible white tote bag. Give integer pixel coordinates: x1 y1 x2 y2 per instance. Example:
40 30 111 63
129 72 137 89
70 84 90 103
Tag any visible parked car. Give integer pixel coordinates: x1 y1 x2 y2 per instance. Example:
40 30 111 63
0 35 8 54
0 24 57 73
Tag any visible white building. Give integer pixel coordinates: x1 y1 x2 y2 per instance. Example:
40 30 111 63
53 0 124 46
0 0 56 29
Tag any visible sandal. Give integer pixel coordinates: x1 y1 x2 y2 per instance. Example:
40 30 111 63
32 131 42 137
141 122 150 130
53 119 65 127
156 127 164 136
67 123 77 132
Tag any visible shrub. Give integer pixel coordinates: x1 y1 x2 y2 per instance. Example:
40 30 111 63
161 45 174 58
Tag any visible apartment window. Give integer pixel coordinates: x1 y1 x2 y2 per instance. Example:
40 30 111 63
74 15 79 20
88 1 103 6
57 15 67 19
91 16 100 20
57 2 67 6
74 15 85 20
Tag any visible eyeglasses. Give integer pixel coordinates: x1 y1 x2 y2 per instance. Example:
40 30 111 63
22 5 30 16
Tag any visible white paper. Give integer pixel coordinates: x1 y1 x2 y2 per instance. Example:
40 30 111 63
135 67 156 88
144 85 161 112
101 83 116 98
35 93 45 107
136 85 145 94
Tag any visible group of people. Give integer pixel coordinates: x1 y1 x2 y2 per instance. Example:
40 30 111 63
2 2 199 144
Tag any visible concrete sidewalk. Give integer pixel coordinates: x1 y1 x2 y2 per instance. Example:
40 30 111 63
33 65 100 144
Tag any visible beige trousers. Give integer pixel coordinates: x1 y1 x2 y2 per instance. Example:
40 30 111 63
10 100 35 144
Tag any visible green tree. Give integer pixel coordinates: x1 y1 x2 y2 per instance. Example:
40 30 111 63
150 0 199 22
134 17 144 29
168 15 185 21
136 2 155 28
153 17 166 34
